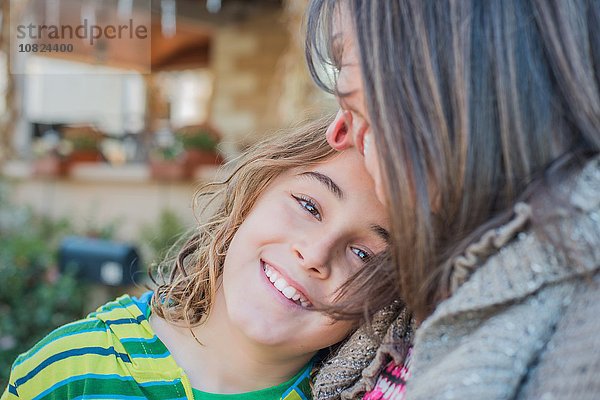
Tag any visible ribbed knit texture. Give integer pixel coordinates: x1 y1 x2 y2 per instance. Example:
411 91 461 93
516 275 600 399
407 156 600 400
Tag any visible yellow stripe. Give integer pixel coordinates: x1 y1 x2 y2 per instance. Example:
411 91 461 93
94 303 143 322
14 330 110 373
15 352 132 397
283 391 303 400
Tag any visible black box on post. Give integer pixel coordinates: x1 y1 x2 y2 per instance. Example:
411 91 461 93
58 236 141 286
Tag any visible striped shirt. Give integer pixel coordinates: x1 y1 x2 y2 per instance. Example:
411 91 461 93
2 291 313 400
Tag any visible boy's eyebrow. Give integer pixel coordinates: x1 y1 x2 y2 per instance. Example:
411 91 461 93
298 171 344 200
371 224 390 244
298 171 390 243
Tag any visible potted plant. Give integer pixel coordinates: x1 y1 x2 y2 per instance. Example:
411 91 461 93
60 125 104 171
175 124 224 175
31 133 68 178
149 124 224 181
149 141 187 181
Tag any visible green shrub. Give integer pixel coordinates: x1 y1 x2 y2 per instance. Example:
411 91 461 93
140 209 187 267
177 131 218 151
0 183 88 387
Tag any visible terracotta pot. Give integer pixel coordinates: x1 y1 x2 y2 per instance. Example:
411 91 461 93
59 150 103 175
32 155 67 178
149 159 187 181
67 150 103 163
184 150 223 166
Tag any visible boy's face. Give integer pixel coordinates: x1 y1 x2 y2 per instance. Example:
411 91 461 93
218 149 389 358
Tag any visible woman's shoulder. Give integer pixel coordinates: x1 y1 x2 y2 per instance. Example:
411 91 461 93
438 156 600 317
3 291 178 399
408 157 600 399
517 270 600 399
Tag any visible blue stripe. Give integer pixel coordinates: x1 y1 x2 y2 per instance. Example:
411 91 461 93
129 351 171 359
15 347 131 387
139 378 182 388
120 335 160 344
104 314 145 326
32 373 184 400
32 373 135 400
13 327 107 367
8 384 17 395
33 374 129 399
131 290 153 317
281 360 313 400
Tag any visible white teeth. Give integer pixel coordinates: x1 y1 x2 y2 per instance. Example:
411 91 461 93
262 262 311 307
282 286 296 299
274 278 287 291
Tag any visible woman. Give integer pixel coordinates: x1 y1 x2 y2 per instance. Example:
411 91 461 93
305 1 600 399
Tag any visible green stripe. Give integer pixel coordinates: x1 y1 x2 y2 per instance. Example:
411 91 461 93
122 336 169 357
37 376 186 400
88 296 136 318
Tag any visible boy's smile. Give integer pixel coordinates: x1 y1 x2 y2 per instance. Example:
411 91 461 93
262 259 312 308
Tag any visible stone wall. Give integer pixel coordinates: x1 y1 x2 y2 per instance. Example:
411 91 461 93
209 1 335 156
210 9 287 153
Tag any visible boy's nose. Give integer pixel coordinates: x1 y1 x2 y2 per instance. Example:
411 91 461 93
326 109 354 151
292 241 332 280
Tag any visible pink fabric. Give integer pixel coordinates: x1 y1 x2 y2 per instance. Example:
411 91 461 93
363 349 412 400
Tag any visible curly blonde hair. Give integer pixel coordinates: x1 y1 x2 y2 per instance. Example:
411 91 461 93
150 115 336 327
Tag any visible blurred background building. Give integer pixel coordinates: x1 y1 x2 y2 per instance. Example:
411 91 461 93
0 0 334 240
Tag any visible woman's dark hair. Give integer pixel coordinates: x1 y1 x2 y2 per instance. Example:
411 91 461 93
306 0 600 321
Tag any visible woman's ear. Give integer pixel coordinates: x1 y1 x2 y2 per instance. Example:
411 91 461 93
326 109 354 150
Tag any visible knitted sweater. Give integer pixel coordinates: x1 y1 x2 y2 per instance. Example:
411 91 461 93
314 156 600 400
407 158 600 399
